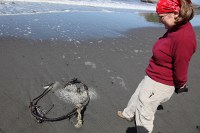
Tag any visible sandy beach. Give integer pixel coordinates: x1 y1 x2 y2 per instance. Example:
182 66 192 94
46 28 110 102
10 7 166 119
0 10 200 133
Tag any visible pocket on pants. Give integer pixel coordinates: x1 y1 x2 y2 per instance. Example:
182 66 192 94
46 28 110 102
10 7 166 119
138 86 164 118
137 92 157 121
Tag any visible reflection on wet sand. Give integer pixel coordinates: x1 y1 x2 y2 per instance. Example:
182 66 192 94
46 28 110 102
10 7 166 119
139 13 159 23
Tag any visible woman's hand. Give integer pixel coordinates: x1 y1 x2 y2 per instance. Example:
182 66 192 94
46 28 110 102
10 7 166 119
175 84 188 94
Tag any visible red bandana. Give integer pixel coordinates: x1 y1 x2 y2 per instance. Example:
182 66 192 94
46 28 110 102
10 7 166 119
156 0 191 14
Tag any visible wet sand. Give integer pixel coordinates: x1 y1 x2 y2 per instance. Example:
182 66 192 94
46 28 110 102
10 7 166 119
0 14 200 133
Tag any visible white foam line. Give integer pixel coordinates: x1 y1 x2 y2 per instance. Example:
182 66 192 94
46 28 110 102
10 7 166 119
0 8 116 16
4 0 156 11
0 11 61 16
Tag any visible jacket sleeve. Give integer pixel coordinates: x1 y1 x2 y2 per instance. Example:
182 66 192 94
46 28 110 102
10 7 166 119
172 36 196 88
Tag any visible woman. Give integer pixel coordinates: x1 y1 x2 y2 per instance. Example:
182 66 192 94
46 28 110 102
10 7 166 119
117 0 197 132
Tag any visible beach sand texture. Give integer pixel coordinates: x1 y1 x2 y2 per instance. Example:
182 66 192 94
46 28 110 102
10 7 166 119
0 12 200 133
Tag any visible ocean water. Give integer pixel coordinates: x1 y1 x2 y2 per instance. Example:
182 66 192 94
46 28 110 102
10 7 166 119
0 0 157 15
1 0 199 16
0 0 199 40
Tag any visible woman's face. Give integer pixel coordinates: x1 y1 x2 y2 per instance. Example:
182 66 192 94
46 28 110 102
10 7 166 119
158 12 179 29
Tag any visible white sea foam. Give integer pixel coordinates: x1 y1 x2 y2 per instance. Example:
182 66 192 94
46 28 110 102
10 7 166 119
43 81 98 104
55 86 98 104
111 76 128 90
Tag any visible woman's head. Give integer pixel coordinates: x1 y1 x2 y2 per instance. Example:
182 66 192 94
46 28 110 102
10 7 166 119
156 0 194 29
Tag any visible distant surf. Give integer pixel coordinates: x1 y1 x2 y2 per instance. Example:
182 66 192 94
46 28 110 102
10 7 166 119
0 0 156 15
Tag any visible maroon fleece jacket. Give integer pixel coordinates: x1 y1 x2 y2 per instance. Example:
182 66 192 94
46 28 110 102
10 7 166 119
146 22 197 88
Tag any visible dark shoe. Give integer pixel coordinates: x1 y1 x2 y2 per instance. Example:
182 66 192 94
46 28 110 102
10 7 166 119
117 111 133 122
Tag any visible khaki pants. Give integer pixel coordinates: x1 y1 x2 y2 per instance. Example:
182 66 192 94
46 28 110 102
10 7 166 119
122 76 174 133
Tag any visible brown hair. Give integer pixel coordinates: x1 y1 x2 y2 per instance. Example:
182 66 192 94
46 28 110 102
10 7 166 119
175 0 194 24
